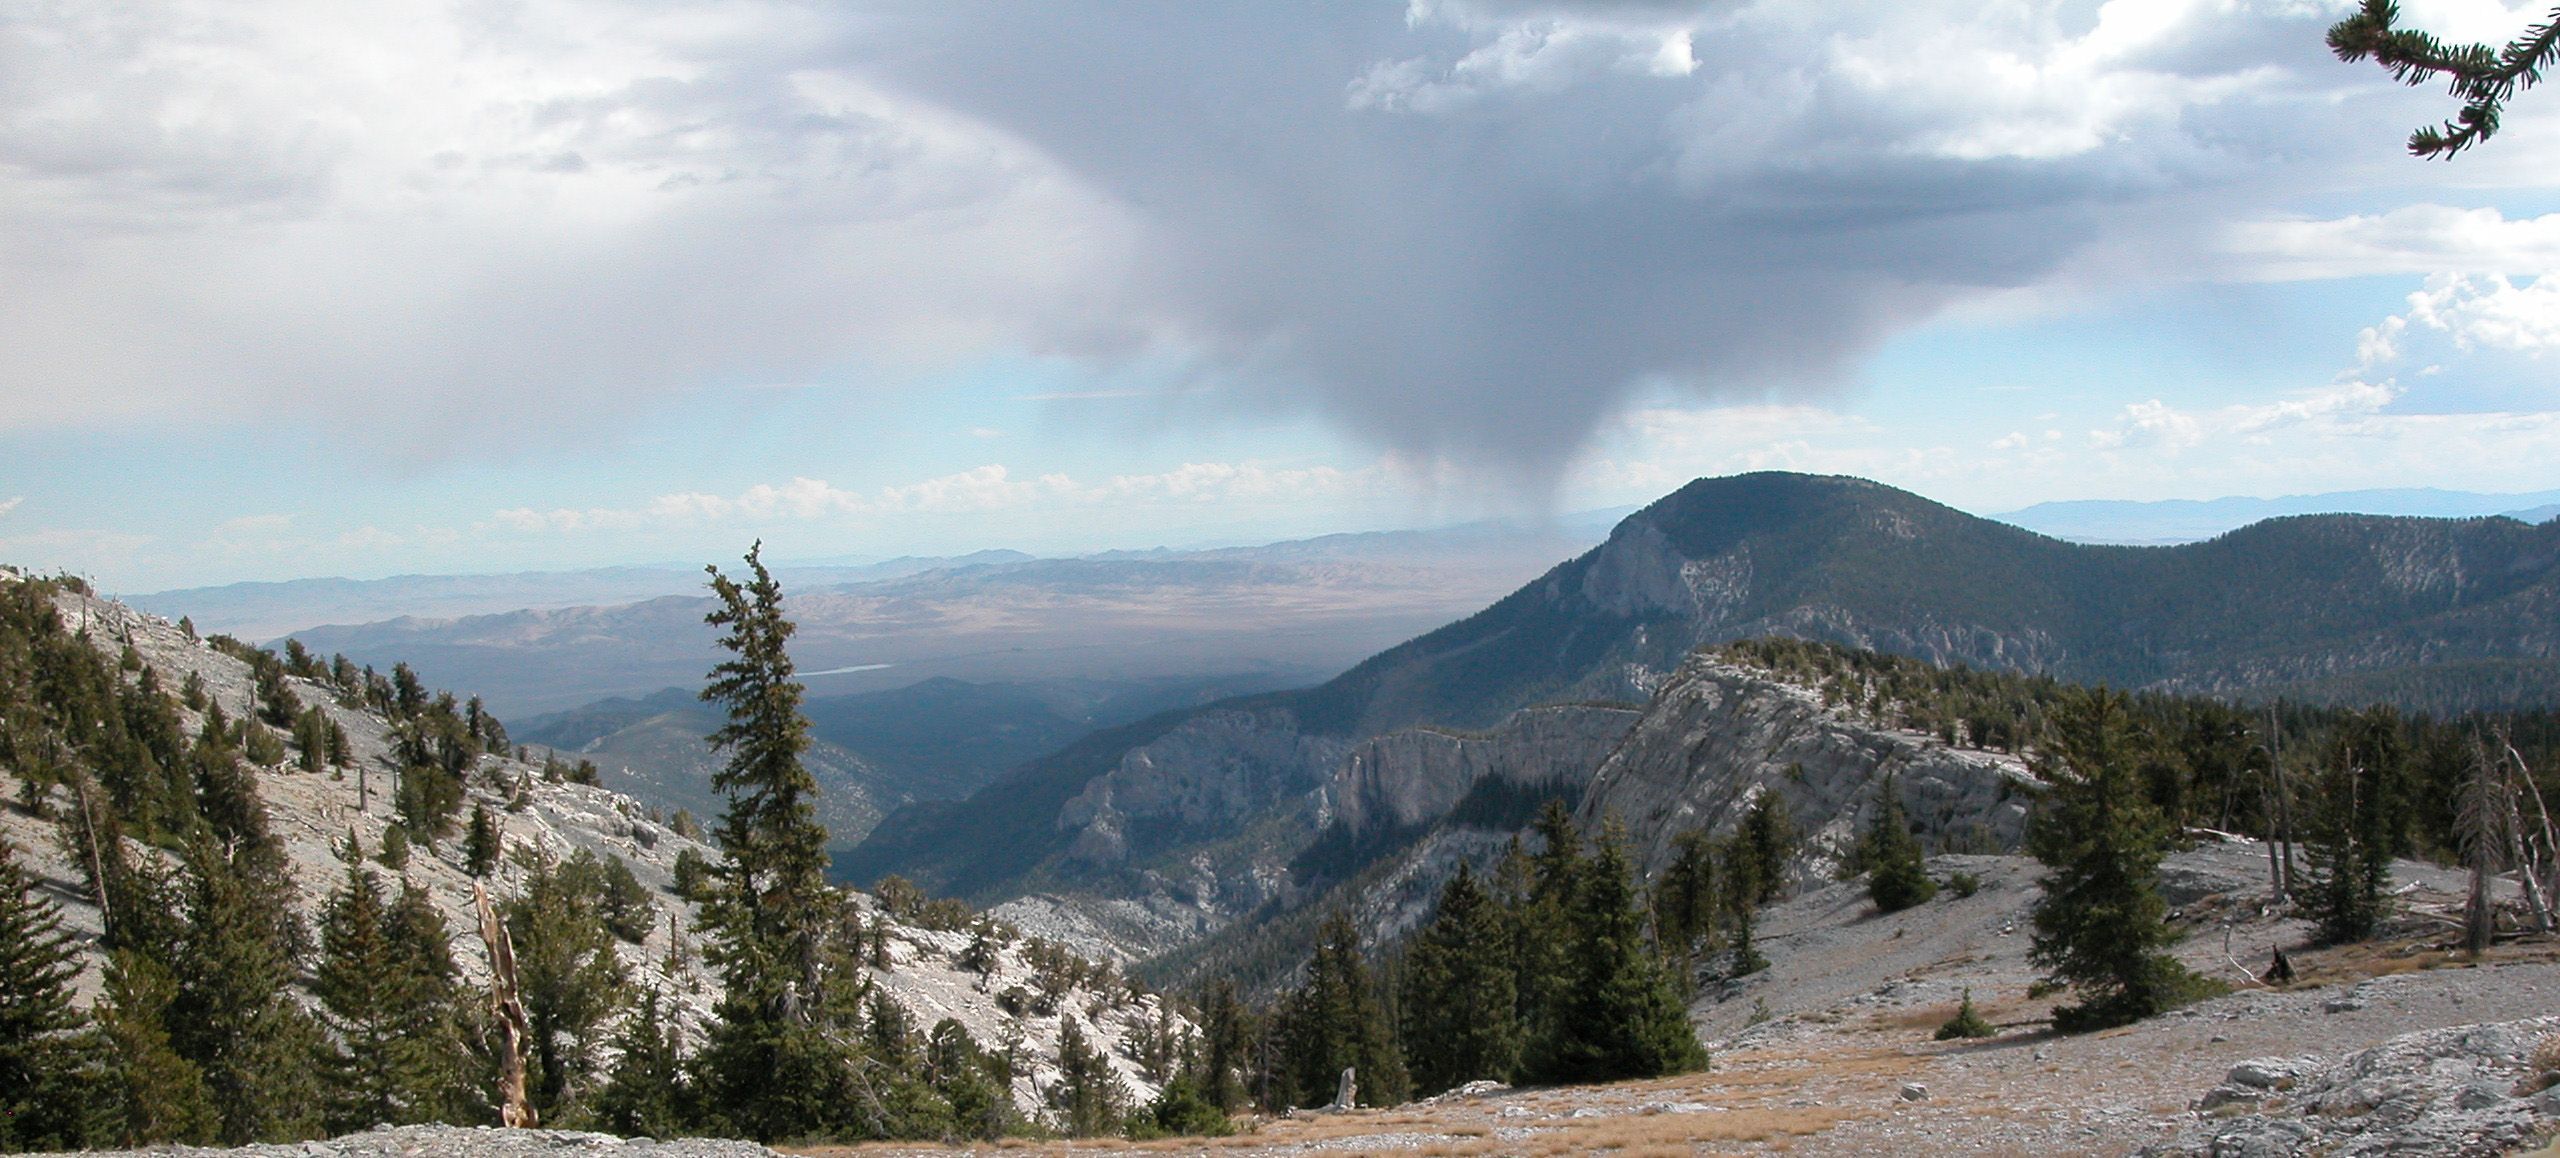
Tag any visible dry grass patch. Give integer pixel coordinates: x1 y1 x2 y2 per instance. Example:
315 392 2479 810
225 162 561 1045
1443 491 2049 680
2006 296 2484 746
2526 1033 2560 1094
1871 1003 1965 1032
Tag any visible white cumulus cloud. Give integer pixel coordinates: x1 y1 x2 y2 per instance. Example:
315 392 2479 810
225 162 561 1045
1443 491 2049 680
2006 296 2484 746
0 0 2480 483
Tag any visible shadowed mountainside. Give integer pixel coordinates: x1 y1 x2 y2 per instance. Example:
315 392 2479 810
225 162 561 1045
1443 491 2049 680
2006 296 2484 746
843 471 2560 907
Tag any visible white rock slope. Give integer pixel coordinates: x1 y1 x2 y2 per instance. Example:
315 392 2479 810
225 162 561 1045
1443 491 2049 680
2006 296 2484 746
0 573 1183 1124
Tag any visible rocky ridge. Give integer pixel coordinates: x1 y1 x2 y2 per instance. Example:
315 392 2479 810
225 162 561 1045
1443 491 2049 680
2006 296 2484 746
1577 651 2037 882
0 572 1184 1124
1033 653 2045 990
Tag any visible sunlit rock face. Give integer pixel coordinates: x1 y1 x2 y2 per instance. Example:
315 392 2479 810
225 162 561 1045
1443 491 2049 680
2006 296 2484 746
1578 653 2039 887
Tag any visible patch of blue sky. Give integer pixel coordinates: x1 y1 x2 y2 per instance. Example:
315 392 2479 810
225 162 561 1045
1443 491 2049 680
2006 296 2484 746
1861 275 2425 427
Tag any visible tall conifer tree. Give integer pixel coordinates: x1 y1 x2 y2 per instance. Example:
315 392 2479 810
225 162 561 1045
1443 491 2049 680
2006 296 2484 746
594 987 692 1139
1197 979 1253 1113
168 833 325 1143
92 950 215 1145
2303 708 2404 944
1739 790 1797 905
315 857 468 1130
1863 774 1937 914
464 803 502 878
1050 1015 1126 1136
1278 912 1407 1109
1543 827 1708 1084
383 877 474 1123
317 859 421 1130
505 853 632 1123
2028 690 2206 1032
1652 829 1718 992
0 837 102 1150
691 544 855 1140
1400 863 1520 1096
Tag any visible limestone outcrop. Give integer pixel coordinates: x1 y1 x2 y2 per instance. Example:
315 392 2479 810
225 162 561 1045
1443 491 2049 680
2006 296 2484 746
1577 652 2039 884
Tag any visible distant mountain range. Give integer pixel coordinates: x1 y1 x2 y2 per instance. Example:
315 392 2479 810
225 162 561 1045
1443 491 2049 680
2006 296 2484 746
842 472 2560 914
1995 487 2560 545
122 551 1041 640
140 516 1621 718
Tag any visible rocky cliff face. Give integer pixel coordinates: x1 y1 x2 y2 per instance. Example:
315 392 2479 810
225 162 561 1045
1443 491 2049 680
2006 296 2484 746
1138 652 2045 994
1009 703 1637 965
0 574 1181 1123
1576 653 2039 885
1056 708 1351 870
1328 704 1641 837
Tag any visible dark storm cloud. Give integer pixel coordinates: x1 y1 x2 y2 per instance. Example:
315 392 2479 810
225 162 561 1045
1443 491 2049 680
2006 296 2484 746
835 0 2355 476
0 1 2413 477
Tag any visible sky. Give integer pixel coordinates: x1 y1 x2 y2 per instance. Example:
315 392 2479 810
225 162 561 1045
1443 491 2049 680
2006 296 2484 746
7 0 2560 593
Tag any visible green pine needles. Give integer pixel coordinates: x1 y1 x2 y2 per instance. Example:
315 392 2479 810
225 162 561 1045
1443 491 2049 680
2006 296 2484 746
1933 988 1996 1041
1397 863 1518 1096
1386 806 1707 1102
2331 0 2560 157
2301 710 2407 945
0 837 104 1151
699 541 829 1009
2027 690 2216 1033
1863 774 1937 915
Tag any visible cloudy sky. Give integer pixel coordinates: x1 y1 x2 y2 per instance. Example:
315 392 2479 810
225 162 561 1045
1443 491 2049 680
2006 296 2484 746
7 0 2560 591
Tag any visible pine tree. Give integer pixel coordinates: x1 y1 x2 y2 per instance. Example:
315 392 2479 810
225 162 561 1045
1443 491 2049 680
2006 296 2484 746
2330 0 2560 157
693 543 848 1140
0 837 103 1151
1196 979 1253 1113
382 878 474 1125
391 663 427 719
293 707 330 773
315 859 413 1129
93 950 216 1145
1652 829 1718 994
253 658 299 729
2302 709 2403 945
465 803 502 878
701 544 829 971
1399 863 1519 1096
505 853 632 1124
1864 774 1937 914
188 708 306 960
1542 826 1708 1085
925 1018 1013 1141
2028 690 2207 1032
1716 837 1768 977
1933 988 1995 1040
168 834 326 1143
1739 790 1797 905
1276 911 1407 1109
314 857 467 1131
594 987 692 1139
1050 1014 1127 1136
1511 802 1581 1072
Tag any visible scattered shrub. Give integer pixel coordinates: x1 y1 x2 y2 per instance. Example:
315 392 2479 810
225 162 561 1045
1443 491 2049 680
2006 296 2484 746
1934 989 1995 1040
